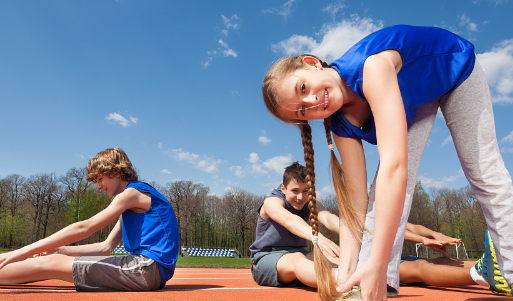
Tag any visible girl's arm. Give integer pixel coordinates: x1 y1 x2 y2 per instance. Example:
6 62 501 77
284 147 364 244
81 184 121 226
0 188 147 269
333 135 369 283
36 219 124 257
341 49 408 300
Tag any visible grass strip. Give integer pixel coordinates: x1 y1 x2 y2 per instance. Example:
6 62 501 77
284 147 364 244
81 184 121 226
175 256 251 269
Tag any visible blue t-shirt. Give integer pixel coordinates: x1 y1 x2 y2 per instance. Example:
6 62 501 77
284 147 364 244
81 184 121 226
329 25 475 145
249 185 310 259
121 181 179 288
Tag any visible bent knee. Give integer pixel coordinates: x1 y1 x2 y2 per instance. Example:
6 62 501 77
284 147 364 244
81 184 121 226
35 254 75 274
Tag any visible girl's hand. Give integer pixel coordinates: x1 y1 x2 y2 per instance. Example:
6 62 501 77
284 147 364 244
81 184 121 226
337 261 388 301
0 249 29 270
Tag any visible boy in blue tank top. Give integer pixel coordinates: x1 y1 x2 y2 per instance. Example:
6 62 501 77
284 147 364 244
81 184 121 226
249 162 341 288
0 148 179 291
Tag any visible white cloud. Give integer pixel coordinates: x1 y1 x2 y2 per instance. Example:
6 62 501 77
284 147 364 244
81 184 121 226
418 170 464 189
441 136 453 146
219 39 237 57
161 169 172 174
167 148 222 173
322 1 347 19
501 131 513 144
262 0 297 20
202 57 213 69
477 39 513 103
271 16 383 62
129 115 138 124
248 152 260 164
442 170 465 182
105 113 130 127
212 175 219 179
231 153 293 177
316 185 334 200
158 142 163 149
458 13 479 31
501 147 513 154
262 154 293 174
473 0 508 5
105 112 138 127
221 14 241 36
417 175 446 189
230 165 245 178
258 136 272 146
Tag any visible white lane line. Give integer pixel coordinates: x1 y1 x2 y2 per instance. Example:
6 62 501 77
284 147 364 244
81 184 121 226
0 288 75 292
160 287 278 291
168 277 251 281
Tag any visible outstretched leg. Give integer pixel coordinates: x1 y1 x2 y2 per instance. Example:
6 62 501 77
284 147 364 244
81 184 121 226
276 251 337 287
0 254 74 284
399 257 476 287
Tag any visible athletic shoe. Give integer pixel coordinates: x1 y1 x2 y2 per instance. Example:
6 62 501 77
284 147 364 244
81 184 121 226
337 286 362 301
474 230 512 296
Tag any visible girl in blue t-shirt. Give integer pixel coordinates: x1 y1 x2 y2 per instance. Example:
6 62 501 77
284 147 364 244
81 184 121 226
262 25 513 300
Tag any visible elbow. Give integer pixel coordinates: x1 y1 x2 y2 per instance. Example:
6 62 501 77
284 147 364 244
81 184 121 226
73 221 95 239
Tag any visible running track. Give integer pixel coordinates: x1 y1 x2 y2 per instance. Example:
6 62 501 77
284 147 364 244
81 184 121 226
1 268 511 300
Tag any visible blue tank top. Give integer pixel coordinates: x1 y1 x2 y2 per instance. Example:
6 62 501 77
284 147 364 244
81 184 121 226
249 185 310 259
121 181 179 288
329 25 475 145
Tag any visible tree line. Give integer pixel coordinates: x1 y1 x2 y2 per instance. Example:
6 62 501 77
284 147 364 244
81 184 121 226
0 168 263 257
0 168 488 258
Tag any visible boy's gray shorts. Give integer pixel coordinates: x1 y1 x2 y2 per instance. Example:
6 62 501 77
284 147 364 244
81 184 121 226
251 248 310 287
72 254 161 292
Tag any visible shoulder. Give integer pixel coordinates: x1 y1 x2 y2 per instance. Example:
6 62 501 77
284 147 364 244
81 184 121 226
114 187 151 213
260 196 286 219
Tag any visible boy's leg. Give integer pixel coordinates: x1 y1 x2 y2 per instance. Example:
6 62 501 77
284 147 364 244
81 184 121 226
0 254 74 284
276 252 317 287
440 60 513 287
399 257 475 287
276 251 337 287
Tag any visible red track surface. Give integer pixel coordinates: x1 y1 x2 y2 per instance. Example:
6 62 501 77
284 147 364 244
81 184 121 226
1 268 511 300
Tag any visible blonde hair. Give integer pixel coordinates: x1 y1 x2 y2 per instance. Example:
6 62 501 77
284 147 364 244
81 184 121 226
263 56 366 301
85 148 138 183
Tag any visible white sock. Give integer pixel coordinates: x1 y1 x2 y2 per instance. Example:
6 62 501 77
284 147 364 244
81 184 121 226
470 266 489 286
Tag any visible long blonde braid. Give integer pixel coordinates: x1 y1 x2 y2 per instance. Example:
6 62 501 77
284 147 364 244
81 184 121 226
300 122 338 301
323 118 365 241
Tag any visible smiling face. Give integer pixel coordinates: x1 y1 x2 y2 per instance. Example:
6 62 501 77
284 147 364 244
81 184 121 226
281 179 309 210
94 172 124 197
274 59 344 122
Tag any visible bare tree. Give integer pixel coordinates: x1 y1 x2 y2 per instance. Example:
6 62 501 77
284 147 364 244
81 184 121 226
163 181 208 247
223 188 261 256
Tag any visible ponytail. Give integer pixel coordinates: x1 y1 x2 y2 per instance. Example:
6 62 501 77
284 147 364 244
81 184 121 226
300 122 338 301
323 118 366 241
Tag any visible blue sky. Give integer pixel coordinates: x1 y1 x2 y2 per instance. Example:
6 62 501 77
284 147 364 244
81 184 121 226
1 0 513 198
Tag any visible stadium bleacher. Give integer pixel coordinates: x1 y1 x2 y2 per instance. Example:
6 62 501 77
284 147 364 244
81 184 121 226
112 244 128 255
182 247 239 258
